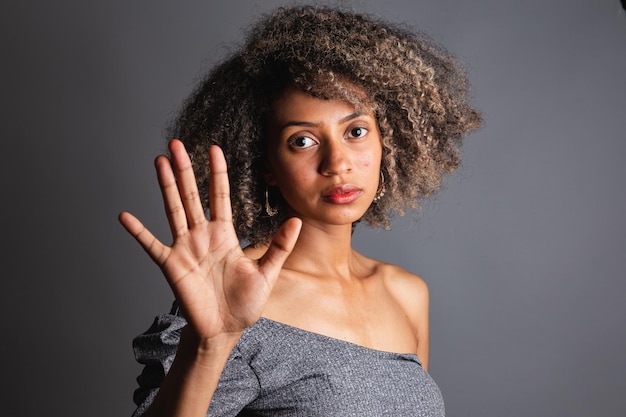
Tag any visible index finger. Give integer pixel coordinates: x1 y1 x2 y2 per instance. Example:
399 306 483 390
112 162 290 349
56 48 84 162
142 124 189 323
208 145 233 223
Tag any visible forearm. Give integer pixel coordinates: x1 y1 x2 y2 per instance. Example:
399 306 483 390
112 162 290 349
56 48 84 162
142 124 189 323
143 327 243 417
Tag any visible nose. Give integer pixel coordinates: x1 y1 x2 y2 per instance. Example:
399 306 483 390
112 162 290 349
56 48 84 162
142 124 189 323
319 140 352 176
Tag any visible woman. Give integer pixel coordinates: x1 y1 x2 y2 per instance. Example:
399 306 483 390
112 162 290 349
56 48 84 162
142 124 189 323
120 5 480 416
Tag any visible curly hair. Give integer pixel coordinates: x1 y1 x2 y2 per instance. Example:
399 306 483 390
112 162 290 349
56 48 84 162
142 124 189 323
169 5 481 246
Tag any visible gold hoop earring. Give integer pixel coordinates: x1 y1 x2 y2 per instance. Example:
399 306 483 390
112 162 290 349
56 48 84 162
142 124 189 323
373 171 386 202
265 186 278 216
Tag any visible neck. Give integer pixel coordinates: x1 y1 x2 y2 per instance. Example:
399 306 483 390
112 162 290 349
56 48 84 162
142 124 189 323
282 219 357 280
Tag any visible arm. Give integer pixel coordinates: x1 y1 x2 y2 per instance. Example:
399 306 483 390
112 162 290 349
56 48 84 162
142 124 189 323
413 280 430 372
138 326 239 417
386 267 431 371
120 140 301 417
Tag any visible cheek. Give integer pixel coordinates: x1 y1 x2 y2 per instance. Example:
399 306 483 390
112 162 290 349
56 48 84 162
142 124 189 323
357 149 381 171
357 151 372 167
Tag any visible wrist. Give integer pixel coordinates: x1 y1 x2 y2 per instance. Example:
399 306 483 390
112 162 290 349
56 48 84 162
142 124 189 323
178 326 243 367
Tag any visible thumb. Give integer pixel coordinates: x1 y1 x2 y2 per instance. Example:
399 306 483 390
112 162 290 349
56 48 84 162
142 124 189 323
257 217 302 280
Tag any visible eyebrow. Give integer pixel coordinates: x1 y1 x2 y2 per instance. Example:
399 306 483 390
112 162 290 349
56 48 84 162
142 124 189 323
282 112 365 128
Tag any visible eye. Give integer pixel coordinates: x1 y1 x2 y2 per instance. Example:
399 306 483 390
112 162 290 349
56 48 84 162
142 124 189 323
348 127 368 139
288 135 318 149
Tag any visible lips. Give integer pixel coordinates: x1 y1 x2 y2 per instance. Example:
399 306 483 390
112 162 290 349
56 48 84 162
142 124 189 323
321 184 363 204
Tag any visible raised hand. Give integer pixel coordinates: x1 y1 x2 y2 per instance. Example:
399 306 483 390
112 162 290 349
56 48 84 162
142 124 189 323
119 139 301 342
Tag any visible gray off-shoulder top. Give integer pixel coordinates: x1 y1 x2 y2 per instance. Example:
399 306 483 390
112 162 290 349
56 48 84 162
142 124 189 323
132 306 445 416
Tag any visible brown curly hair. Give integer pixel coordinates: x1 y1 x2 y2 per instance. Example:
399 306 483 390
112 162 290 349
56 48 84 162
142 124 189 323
169 5 481 246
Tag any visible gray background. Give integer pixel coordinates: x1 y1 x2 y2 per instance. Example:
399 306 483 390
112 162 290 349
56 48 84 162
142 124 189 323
2 0 625 416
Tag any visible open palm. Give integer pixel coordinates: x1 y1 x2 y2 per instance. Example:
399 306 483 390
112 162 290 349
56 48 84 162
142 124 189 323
119 140 301 340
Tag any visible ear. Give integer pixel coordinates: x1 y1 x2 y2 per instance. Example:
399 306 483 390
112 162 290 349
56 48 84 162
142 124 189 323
263 170 277 186
262 159 278 186
263 164 276 187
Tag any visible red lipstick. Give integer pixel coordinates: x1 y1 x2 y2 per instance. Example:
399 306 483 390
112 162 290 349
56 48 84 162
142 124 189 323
321 184 363 204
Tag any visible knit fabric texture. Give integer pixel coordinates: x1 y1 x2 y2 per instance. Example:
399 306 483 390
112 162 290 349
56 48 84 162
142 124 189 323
132 310 445 416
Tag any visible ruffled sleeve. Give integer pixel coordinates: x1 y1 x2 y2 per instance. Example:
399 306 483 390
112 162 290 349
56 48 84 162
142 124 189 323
131 304 187 417
131 303 261 417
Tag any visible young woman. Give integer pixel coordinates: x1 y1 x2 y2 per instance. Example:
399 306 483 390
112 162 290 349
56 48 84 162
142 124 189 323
120 6 480 416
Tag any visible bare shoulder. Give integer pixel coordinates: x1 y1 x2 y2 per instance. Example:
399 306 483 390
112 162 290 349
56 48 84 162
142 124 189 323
378 262 431 368
380 263 430 310
352 252 429 310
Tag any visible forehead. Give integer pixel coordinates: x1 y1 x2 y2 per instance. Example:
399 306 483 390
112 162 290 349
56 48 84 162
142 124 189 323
273 88 351 118
269 85 374 125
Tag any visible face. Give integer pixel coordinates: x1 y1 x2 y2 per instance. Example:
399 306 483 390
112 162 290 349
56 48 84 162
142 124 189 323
265 86 383 227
